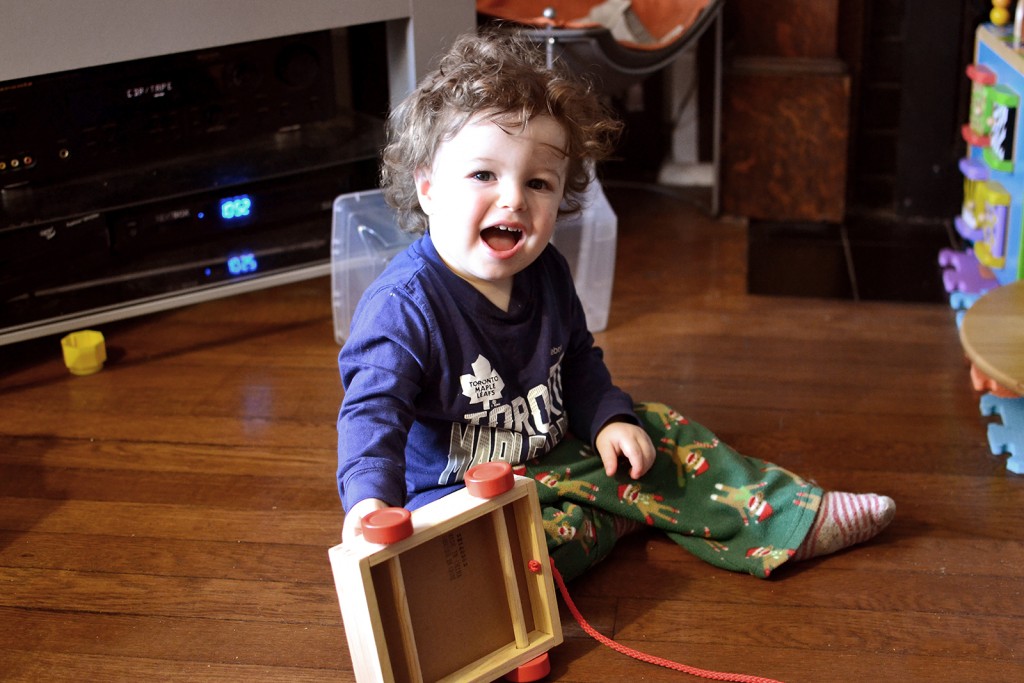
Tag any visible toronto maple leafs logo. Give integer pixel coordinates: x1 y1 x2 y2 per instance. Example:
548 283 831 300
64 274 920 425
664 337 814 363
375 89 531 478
460 354 505 411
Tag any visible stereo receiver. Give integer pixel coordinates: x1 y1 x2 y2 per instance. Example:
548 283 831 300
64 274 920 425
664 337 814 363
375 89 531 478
0 27 386 346
0 31 337 188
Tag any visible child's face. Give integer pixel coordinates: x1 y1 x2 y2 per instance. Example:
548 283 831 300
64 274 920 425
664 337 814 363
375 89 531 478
414 113 569 295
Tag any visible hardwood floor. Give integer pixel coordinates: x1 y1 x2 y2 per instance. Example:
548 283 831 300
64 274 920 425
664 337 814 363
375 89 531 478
1 185 1019 682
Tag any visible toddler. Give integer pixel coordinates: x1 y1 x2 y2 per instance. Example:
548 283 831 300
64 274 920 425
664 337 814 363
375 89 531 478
336 29 894 581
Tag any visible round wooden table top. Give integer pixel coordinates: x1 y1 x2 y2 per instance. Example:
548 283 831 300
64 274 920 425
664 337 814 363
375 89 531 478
960 279 1024 396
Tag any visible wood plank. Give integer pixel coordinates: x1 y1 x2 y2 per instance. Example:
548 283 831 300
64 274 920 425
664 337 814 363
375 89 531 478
0 607 349 671
0 498 339 546
0 566 339 622
546 637 1024 683
0 437 335 478
0 531 331 584
0 465 334 509
1 650 343 683
613 601 1019 662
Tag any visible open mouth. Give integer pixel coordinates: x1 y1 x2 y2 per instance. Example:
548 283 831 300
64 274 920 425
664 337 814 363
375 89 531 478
481 225 523 252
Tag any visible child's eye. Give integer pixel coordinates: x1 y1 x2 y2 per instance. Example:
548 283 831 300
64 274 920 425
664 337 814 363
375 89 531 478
471 171 495 181
527 178 551 190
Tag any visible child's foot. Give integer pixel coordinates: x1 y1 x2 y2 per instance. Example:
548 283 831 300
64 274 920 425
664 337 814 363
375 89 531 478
793 492 895 560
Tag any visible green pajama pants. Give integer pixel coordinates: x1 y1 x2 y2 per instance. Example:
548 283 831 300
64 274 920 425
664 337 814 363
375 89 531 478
522 402 823 581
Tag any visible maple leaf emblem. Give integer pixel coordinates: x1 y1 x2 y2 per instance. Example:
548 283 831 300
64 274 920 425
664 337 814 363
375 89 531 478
460 354 505 410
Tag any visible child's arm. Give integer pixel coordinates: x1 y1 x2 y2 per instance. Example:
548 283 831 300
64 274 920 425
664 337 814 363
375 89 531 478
595 420 656 479
337 283 430 518
341 497 389 543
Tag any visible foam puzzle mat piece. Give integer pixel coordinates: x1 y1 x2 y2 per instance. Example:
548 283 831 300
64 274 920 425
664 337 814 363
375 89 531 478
949 291 981 311
980 393 1024 473
950 291 981 328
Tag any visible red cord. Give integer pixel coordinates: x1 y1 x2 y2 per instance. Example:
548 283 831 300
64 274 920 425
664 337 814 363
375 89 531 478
548 559 785 683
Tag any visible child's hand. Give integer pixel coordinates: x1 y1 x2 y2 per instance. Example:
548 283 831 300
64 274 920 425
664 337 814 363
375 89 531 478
342 497 389 544
595 421 655 479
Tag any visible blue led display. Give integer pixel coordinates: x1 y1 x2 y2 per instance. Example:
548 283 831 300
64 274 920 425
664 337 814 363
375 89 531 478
220 194 252 220
227 253 258 276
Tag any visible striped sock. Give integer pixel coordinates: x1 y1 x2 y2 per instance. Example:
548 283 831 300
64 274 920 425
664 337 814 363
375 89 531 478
794 492 896 560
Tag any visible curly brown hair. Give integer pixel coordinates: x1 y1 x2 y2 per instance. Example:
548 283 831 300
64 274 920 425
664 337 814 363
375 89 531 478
380 29 622 234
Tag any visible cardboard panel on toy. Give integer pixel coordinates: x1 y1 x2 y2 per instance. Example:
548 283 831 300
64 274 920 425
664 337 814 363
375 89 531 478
328 476 561 683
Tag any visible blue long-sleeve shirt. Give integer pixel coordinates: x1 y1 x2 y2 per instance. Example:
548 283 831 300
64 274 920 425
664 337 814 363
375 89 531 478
336 232 635 511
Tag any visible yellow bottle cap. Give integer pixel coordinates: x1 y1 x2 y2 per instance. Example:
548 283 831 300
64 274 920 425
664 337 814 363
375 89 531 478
61 330 107 376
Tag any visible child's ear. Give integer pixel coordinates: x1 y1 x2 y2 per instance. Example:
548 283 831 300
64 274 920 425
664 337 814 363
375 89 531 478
413 167 433 216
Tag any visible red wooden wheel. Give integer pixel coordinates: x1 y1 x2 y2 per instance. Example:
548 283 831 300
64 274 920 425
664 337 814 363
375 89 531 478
503 653 551 682
465 461 514 498
360 507 412 544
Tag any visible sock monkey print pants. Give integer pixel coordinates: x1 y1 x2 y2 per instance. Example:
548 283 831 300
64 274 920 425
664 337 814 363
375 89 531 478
521 402 823 581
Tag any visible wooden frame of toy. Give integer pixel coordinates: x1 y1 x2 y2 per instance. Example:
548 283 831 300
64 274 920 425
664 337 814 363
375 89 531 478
328 465 562 683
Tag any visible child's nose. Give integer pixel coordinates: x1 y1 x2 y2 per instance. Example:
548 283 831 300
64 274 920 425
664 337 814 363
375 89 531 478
497 181 525 210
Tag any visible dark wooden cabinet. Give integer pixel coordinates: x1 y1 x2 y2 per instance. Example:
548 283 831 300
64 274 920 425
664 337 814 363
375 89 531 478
721 0 985 224
720 0 850 222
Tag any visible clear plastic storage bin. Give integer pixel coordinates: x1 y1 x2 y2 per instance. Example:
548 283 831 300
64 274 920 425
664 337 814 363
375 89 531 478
331 180 617 343
550 177 617 333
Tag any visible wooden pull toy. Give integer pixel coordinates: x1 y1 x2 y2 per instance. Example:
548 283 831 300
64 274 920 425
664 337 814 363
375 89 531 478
328 462 562 682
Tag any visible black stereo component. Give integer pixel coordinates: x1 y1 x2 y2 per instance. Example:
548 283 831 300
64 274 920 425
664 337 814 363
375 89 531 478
0 31 336 188
0 28 387 345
